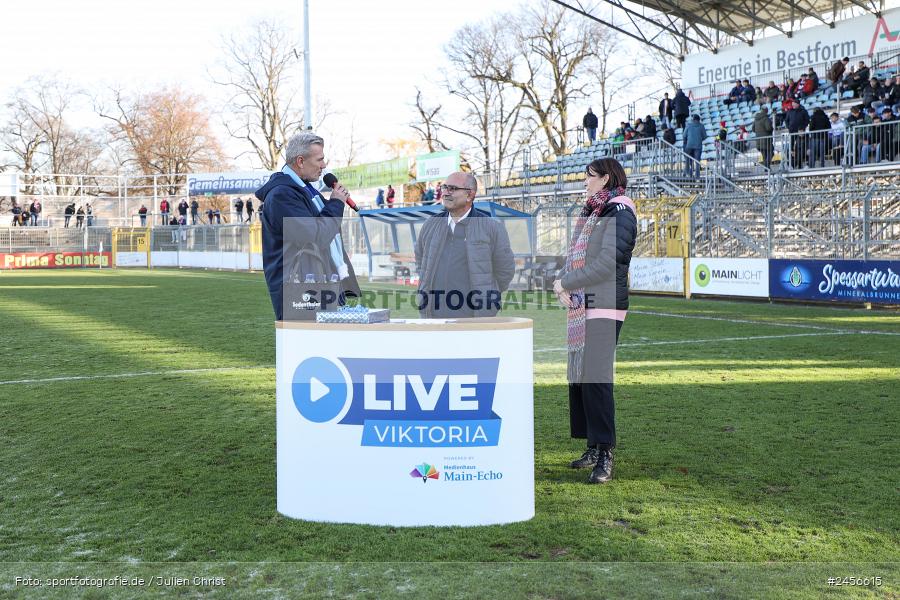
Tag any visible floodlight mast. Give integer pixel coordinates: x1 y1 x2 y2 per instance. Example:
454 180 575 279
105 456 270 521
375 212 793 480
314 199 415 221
303 0 312 130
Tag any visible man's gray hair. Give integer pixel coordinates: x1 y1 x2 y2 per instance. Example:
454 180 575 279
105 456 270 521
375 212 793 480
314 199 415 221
284 132 324 164
462 172 478 193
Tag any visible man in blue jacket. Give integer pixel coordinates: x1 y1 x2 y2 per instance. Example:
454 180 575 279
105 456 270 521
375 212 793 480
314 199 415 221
682 115 706 178
256 131 360 320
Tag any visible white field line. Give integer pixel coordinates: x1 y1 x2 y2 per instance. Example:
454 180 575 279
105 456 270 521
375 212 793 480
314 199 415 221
0 365 271 386
629 309 900 336
348 286 900 337
534 331 856 353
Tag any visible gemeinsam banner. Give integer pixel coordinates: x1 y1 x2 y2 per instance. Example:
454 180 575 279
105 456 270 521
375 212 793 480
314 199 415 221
770 259 900 304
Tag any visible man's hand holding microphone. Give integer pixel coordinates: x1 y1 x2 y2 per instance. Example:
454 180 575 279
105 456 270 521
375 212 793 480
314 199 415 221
323 173 359 212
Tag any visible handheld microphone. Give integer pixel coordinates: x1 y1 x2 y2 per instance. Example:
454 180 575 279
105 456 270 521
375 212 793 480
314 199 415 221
322 173 359 212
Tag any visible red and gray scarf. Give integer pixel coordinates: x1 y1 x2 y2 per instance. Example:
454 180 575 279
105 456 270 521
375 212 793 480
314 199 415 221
565 186 626 383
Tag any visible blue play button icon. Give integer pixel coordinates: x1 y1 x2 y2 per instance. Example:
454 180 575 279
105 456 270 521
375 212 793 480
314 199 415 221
291 357 349 422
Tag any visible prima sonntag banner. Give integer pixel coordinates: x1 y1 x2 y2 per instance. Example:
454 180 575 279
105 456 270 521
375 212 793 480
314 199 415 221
629 258 684 294
770 259 900 304
689 258 769 297
275 318 534 526
682 7 900 88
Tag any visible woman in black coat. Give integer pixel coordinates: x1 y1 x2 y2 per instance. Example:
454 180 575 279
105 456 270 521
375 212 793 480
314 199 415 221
553 157 638 484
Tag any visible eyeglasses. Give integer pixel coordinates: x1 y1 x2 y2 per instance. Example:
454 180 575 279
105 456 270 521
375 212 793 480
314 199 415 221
440 185 473 194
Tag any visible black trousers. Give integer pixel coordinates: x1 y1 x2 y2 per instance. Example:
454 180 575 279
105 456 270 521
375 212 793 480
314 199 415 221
569 318 623 449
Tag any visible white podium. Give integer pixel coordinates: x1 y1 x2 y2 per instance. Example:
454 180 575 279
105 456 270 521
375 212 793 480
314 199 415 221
276 317 534 527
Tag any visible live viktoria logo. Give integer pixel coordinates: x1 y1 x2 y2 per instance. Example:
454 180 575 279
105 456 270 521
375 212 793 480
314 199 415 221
291 356 503 448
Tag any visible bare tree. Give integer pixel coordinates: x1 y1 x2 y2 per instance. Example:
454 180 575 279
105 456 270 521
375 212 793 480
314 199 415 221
590 32 640 136
212 19 329 169
98 86 227 193
4 76 107 196
410 88 449 154
443 21 530 180
0 98 46 187
468 2 606 157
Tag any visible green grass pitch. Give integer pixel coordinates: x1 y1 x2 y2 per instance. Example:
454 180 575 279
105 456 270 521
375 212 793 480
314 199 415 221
0 268 897 598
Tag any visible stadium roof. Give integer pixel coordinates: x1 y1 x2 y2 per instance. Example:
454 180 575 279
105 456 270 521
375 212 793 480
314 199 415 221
552 0 884 56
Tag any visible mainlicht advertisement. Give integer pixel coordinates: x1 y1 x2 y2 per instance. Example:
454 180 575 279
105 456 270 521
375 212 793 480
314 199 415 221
689 258 769 298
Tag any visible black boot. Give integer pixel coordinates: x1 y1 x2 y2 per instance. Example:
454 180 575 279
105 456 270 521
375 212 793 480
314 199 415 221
589 449 614 483
569 446 599 469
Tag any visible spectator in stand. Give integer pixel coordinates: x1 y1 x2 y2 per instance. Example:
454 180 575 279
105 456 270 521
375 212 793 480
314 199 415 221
423 185 435 205
845 105 868 128
861 78 885 109
435 183 443 204
245 197 254 223
64 203 75 227
11 201 21 227
683 115 706 178
829 112 847 165
883 75 900 113
386 184 395 207
658 92 673 129
797 73 816 99
786 100 810 169
28 200 40 226
717 120 728 143
375 188 385 208
740 80 756 103
643 115 657 139
206 207 215 224
633 117 645 138
85 203 94 227
879 106 898 161
736 125 749 150
847 61 871 96
177 197 188 224
754 87 767 107
808 107 831 168
808 67 820 89
190 198 199 224
662 126 676 146
764 81 781 103
783 77 798 101
828 57 850 90
673 87 691 129
214 208 222 224
75 205 85 228
753 106 774 168
138 204 148 226
583 108 599 143
860 116 882 164
159 198 170 225
724 80 742 105
234 197 244 223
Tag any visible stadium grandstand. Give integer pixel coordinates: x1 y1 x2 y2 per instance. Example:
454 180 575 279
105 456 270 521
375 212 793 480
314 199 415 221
489 0 900 265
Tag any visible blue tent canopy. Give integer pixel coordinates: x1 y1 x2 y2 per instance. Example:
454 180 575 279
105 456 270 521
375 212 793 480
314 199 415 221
357 202 533 278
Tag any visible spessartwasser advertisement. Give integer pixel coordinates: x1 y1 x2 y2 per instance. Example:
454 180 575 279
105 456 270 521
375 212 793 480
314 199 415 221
770 259 900 304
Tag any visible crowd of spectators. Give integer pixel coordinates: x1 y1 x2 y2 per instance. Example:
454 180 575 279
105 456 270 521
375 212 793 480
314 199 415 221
641 56 900 171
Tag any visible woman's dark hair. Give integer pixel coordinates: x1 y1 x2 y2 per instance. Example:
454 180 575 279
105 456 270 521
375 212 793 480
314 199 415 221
585 158 627 190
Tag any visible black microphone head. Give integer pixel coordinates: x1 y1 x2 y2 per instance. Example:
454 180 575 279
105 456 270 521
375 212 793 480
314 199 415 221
322 173 338 188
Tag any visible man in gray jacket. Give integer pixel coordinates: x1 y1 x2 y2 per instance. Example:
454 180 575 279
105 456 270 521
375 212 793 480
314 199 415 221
753 107 774 168
415 171 515 318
